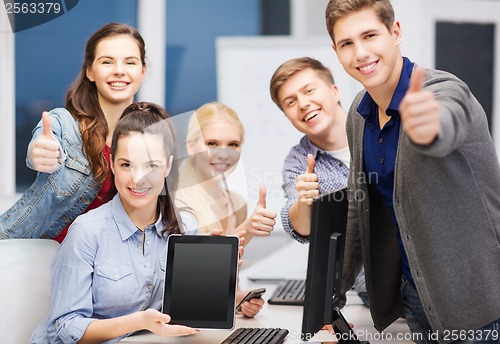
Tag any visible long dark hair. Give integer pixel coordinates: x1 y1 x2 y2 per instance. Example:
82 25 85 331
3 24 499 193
66 23 146 184
109 102 183 235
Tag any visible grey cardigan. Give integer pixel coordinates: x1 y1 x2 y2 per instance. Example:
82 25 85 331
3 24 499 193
342 67 500 342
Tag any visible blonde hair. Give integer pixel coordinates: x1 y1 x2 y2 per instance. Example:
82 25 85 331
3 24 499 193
176 102 246 234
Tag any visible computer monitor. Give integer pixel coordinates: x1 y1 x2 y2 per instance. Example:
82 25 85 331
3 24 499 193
301 188 361 343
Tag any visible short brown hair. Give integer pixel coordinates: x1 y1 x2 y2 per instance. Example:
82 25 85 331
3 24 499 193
325 0 395 44
270 57 335 111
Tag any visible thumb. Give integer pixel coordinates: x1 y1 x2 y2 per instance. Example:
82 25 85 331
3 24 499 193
305 154 316 174
162 313 171 324
408 67 425 94
42 112 54 140
257 184 267 208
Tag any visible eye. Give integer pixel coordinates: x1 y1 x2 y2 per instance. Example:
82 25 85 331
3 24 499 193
120 162 131 168
286 99 295 107
306 88 315 94
206 141 217 147
126 60 137 65
147 163 160 169
102 60 112 65
229 142 240 148
340 41 351 48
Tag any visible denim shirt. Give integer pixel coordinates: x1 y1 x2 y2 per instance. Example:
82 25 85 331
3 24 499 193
30 194 198 344
0 108 100 239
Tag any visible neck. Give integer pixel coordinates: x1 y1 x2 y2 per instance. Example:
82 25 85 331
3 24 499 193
366 55 404 112
310 107 348 151
121 196 158 231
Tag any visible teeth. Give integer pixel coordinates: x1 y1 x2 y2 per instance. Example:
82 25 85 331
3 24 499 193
359 62 376 71
305 112 319 122
131 188 148 194
110 82 127 87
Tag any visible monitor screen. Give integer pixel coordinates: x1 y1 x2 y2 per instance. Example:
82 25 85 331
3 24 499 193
301 188 349 340
162 235 239 329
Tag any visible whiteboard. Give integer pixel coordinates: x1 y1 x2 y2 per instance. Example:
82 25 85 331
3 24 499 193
216 36 363 230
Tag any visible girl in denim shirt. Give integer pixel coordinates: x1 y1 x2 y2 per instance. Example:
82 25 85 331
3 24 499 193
1 23 147 241
31 102 199 344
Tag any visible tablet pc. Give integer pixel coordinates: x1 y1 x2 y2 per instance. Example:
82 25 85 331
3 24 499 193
162 234 239 329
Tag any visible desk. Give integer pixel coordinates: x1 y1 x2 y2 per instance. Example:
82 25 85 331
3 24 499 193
120 241 412 344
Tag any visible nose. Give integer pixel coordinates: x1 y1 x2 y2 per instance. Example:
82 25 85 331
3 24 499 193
211 147 230 160
354 42 369 61
297 93 310 110
113 61 125 75
132 167 147 184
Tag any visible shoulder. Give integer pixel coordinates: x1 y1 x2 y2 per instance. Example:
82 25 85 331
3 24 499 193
179 211 198 235
70 202 114 237
45 107 81 138
423 68 471 96
284 136 311 164
228 190 246 209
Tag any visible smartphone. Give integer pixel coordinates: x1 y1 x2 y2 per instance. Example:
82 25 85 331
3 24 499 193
331 308 363 344
235 287 266 312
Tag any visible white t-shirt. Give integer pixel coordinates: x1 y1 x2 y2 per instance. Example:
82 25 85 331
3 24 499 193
327 146 350 168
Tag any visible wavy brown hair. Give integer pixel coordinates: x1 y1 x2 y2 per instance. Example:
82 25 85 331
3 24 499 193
65 23 146 185
110 102 183 235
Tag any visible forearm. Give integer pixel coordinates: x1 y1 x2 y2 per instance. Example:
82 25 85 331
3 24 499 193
79 312 144 344
232 220 254 246
288 201 312 237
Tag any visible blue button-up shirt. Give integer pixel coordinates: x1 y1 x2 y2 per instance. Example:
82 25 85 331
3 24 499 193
30 194 197 344
281 135 349 243
358 56 415 286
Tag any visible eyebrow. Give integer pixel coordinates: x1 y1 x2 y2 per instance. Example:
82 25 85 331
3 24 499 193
336 29 379 46
281 83 315 103
205 138 241 143
97 56 140 61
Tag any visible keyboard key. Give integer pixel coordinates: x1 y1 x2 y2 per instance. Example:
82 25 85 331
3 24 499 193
221 328 289 344
268 279 305 305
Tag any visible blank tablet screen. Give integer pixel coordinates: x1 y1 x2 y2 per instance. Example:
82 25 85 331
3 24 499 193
162 235 239 329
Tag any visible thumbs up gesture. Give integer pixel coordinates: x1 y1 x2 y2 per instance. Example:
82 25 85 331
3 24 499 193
399 67 441 145
30 112 61 173
296 154 319 207
247 184 277 237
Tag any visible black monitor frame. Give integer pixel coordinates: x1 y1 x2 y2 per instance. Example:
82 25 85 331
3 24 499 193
301 188 361 343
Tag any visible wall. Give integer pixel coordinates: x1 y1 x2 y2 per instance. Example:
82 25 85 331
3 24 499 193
165 0 260 116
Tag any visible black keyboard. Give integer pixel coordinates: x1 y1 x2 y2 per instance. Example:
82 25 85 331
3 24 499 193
221 327 289 344
267 279 305 305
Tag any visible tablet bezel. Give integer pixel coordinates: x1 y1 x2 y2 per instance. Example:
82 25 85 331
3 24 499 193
162 234 239 330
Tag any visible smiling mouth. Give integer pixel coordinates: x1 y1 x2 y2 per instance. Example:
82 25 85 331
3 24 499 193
109 81 129 88
304 111 319 122
358 61 377 72
211 163 232 172
129 187 150 195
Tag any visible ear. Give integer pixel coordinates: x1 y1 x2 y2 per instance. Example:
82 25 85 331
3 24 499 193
186 139 196 156
86 66 95 82
165 155 173 177
330 84 340 101
110 154 115 174
330 83 339 95
392 20 403 46
331 41 337 54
